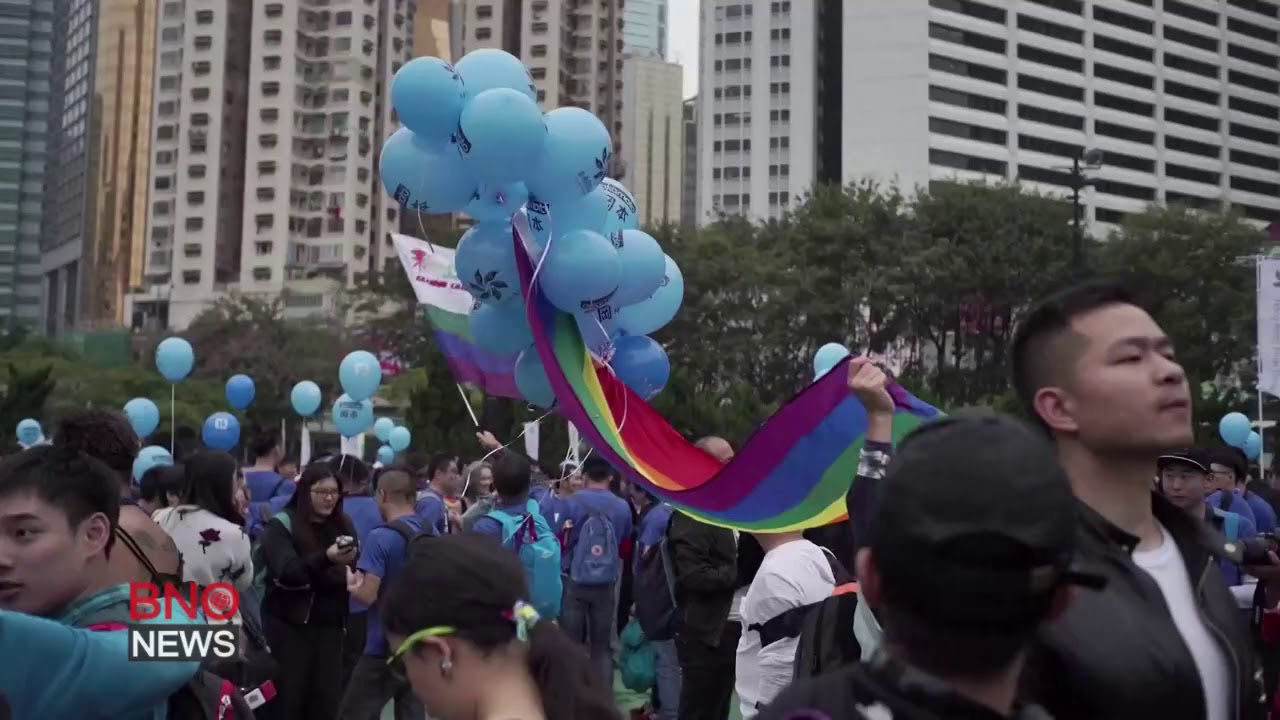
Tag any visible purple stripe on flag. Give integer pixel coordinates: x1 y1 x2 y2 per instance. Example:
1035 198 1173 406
431 329 521 399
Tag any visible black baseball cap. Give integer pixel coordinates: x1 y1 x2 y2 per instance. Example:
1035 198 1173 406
868 413 1101 630
1157 448 1212 474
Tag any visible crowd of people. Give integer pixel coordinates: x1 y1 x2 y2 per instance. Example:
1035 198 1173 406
4 280 1280 720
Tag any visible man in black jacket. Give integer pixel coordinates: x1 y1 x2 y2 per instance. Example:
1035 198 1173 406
1012 282 1267 719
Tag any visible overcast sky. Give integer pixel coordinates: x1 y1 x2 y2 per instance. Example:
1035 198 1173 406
667 1 699 99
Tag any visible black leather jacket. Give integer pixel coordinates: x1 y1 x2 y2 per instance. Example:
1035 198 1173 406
1027 493 1266 719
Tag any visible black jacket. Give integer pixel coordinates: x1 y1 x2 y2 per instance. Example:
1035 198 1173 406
1027 492 1266 719
260 512 351 627
668 511 737 645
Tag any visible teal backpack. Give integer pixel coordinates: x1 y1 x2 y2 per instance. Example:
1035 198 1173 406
487 500 563 621
251 510 294 600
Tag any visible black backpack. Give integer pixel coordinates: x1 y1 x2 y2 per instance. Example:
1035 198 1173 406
745 548 859 675
386 518 437 557
633 510 679 641
166 670 256 719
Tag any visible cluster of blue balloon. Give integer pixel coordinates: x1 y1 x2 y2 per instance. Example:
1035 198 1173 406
380 49 683 408
1219 412 1264 460
317 351 413 461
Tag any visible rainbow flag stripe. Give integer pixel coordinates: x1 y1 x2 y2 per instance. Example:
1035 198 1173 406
515 232 942 532
424 304 521 400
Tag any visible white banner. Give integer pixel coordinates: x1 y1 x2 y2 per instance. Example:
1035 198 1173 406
523 421 540 463
391 233 473 315
1258 258 1280 397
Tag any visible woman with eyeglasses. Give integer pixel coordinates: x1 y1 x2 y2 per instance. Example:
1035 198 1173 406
259 461 358 719
382 533 620 720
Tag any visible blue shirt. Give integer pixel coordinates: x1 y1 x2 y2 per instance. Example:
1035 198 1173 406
245 470 291 503
415 488 448 535
1208 489 1259 527
1209 504 1258 586
635 503 673 570
344 494 384 613
471 497 534 542
1244 490 1278 534
562 487 634 572
356 512 426 656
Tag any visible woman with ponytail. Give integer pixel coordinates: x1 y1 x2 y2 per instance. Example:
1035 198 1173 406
382 533 620 720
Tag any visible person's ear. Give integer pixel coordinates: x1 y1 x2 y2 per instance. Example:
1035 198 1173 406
1032 387 1078 434
855 548 883 609
80 512 112 559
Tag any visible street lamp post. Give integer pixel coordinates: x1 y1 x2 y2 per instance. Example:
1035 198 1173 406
1064 148 1103 281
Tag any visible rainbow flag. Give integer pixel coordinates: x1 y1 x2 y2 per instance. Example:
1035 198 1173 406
515 231 942 532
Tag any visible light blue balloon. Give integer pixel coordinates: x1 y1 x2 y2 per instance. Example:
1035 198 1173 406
514 349 555 408
470 300 534 355
380 127 477 214
575 306 620 360
599 179 640 235
455 223 520 305
539 229 620 314
123 398 161 438
389 426 412 452
291 380 323 416
526 107 612 204
610 335 670 399
224 374 255 410
454 49 536 102
132 446 173 484
391 56 466 146
457 88 545 186
332 394 375 438
611 229 666 306
377 445 396 465
1220 412 1253 448
466 181 529 223
814 343 852 379
525 186 610 250
202 412 241 451
339 350 383 402
1245 431 1263 460
15 418 42 447
155 337 194 382
618 255 683 337
373 417 396 443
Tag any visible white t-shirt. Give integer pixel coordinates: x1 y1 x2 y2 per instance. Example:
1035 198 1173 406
1132 523 1229 720
153 505 254 623
735 539 835 719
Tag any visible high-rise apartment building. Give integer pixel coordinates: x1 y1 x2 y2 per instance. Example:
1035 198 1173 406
414 0 453 59
624 0 668 57
682 96 698 225
42 0 158 335
843 0 1280 228
697 0 843 224
0 0 54 329
620 55 683 224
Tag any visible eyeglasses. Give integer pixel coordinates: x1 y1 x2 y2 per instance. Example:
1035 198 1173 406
310 489 340 499
387 625 455 681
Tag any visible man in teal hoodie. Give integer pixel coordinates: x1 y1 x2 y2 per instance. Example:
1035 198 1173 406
0 444 197 718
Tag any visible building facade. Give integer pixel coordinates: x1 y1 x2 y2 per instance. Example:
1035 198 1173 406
842 0 1280 228
0 0 54 329
682 96 698 225
620 55 684 224
624 0 668 57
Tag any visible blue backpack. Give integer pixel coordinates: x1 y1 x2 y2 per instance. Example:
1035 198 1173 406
488 500 563 620
570 508 620 586
1215 507 1241 541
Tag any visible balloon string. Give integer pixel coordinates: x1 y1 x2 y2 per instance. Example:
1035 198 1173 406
462 410 553 499
415 211 436 254
170 385 176 455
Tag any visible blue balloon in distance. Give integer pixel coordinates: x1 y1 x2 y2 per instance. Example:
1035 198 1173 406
454 49 537 102
456 223 520 305
618 254 683 337
377 445 396 465
514 349 555 408
15 418 42 446
1245 431 1263 460
599 179 639 235
332 394 375 438
123 398 161 438
470 300 534 355
813 342 851 379
1220 412 1252 448
380 127 477 214
373 417 396 443
339 350 383 402
291 380 323 416
139 445 172 463
611 229 666 306
539 229 621 314
466 181 529 223
457 88 545 186
526 108 612 205
202 412 241 451
155 337 195 382
388 426 412 452
610 335 671 399
525 187 610 251
391 57 466 146
132 446 173 484
224 374 255 410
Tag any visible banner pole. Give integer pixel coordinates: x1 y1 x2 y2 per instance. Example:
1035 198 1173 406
1259 255 1267 470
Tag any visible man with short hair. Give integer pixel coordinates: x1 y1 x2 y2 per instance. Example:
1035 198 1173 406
340 469 427 720
277 457 299 484
1212 445 1278 534
414 452 460 534
759 414 1086 719
1159 448 1257 587
55 410 182 587
470 451 536 541
1010 282 1265 719
244 430 291 503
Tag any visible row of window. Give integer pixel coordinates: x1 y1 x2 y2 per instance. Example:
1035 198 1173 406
932 0 1279 43
710 137 792 153
711 191 792 208
711 163 791 180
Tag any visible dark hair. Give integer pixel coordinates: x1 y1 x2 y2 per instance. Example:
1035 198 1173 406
181 451 242 525
54 410 139 485
376 469 416 503
382 535 619 720
0 445 120 556
286 462 354 551
491 452 531 499
249 430 280 462
879 602 1031 679
427 453 454 481
328 454 370 490
581 456 613 484
139 464 184 506
1211 445 1249 482
1011 282 1139 433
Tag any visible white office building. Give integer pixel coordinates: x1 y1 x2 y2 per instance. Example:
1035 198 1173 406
624 0 668 57
621 55 684 224
842 0 1280 228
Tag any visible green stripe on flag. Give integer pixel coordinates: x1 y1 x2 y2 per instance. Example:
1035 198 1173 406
424 305 471 340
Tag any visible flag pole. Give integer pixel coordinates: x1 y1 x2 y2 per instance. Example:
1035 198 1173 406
1259 255 1267 467
456 383 480 427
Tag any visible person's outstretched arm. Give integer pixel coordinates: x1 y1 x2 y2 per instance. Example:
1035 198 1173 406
844 357 896 559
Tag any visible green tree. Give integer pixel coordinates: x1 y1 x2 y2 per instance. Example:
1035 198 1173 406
0 362 55 438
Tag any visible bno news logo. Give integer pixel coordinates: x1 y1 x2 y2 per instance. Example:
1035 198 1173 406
125 582 241 662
